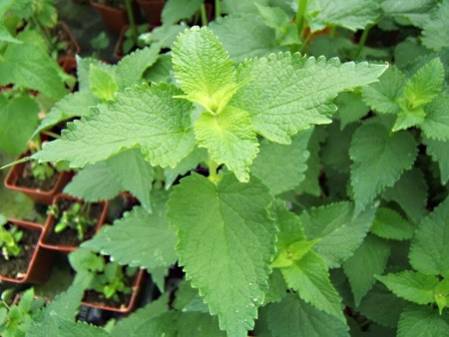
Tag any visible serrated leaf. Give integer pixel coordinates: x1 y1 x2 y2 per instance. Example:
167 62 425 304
308 0 381 31
172 27 238 114
362 66 405 114
281 251 344 321
194 106 258 182
350 123 417 213
33 84 195 169
398 306 449 337
343 235 391 306
162 0 203 25
409 197 449 276
232 53 387 144
167 173 276 337
377 271 439 304
421 0 449 51
0 95 39 156
421 94 449 142
371 207 415 241
265 294 350 337
210 14 280 62
252 129 312 195
115 45 161 88
299 202 376 268
423 136 449 184
89 64 118 102
82 198 177 272
164 147 207 188
383 169 428 223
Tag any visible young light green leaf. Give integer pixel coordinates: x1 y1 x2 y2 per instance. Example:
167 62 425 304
299 202 376 268
350 123 417 213
377 271 439 304
343 235 391 306
371 207 415 241
89 64 119 102
280 251 344 321
265 294 350 337
252 129 312 195
232 53 387 144
194 106 258 182
172 27 238 114
409 197 449 276
168 173 276 337
33 84 196 169
82 198 177 272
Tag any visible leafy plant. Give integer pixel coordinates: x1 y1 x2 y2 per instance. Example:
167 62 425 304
69 249 137 302
0 218 23 260
48 202 95 241
0 288 45 337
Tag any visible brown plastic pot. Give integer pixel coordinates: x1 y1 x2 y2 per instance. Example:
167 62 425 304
0 219 53 284
57 22 81 73
137 0 164 26
90 1 129 34
40 195 109 253
81 270 145 313
4 153 73 205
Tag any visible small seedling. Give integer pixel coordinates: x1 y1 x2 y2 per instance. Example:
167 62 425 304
48 202 95 241
0 218 23 261
0 288 45 337
30 160 55 182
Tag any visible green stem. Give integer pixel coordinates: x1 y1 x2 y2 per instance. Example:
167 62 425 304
208 159 220 184
124 0 137 45
296 0 309 40
355 24 372 59
200 4 208 26
215 0 221 19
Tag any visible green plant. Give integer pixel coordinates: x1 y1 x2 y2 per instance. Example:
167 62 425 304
48 202 95 241
0 288 45 337
69 249 136 301
0 218 23 260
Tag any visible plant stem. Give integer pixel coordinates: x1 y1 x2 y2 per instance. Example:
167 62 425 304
41 130 60 139
124 0 137 46
296 0 308 40
200 4 208 26
208 159 220 184
215 0 221 19
355 24 372 59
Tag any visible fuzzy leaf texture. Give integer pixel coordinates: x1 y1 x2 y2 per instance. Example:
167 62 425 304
33 84 195 169
167 173 276 337
350 122 417 213
82 194 177 272
398 306 449 337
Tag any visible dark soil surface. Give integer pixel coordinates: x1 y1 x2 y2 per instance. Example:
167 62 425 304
83 271 135 309
45 199 103 247
16 161 58 191
107 194 139 223
0 225 39 279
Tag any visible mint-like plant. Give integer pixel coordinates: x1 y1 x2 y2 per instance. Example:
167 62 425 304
48 202 95 241
0 218 23 261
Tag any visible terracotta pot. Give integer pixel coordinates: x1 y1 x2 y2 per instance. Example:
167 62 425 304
81 270 145 313
40 195 109 253
0 219 53 284
4 153 73 205
56 22 81 74
137 0 164 26
90 1 129 34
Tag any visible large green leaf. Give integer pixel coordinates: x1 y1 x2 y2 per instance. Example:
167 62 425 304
423 136 449 184
371 207 415 241
172 27 238 114
82 197 177 272
398 306 449 337
34 84 195 169
343 235 391 306
350 123 417 213
232 53 387 144
421 0 449 51
252 129 312 195
421 94 449 142
409 197 449 276
265 294 350 337
167 173 276 337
